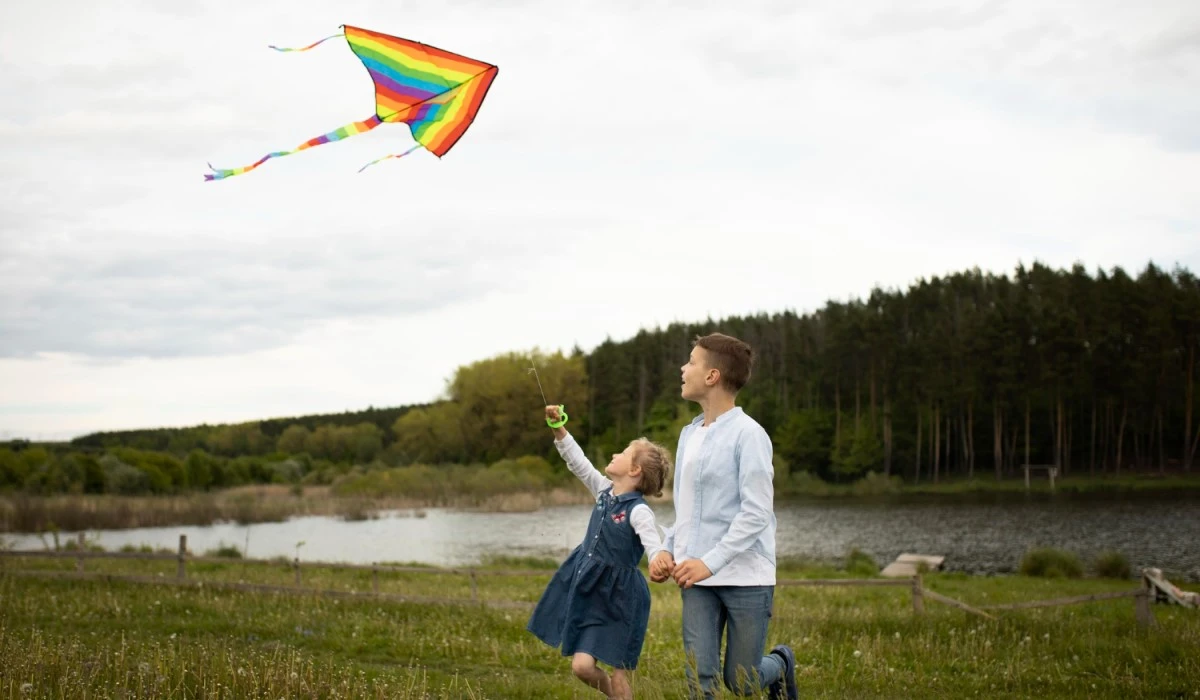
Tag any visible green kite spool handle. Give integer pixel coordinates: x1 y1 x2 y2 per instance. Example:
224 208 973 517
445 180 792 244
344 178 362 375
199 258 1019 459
546 405 568 429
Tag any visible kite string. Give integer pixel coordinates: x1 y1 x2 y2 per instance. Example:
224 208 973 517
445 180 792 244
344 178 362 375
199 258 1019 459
268 33 344 52
357 144 423 173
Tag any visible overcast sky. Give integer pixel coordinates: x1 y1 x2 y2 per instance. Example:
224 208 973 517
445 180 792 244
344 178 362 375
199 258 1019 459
2 0 1198 440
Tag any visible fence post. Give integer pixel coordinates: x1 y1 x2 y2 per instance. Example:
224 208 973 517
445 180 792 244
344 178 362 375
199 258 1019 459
177 534 187 580
373 566 379 594
1135 579 1156 631
470 570 478 603
294 557 301 586
76 532 85 572
911 575 924 616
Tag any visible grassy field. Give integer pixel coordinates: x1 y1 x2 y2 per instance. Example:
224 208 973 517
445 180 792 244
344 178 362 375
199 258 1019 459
1 555 1198 698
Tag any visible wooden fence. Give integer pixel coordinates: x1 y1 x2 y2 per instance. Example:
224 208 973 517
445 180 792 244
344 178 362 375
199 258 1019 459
0 533 1157 629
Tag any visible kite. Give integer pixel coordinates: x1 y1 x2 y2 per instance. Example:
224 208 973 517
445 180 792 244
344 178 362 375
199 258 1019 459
205 25 497 180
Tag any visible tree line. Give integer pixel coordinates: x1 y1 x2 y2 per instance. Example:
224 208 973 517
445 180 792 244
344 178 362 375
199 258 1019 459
588 261 1199 483
3 261 1196 496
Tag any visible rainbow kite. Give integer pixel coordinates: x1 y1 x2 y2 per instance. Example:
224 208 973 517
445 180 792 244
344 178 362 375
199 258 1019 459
205 25 497 180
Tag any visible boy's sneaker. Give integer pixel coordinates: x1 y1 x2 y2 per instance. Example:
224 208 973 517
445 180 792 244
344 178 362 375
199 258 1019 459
768 644 797 700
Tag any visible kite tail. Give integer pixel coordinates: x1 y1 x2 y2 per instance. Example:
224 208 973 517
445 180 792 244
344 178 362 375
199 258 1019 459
268 33 344 52
357 144 424 173
205 115 383 181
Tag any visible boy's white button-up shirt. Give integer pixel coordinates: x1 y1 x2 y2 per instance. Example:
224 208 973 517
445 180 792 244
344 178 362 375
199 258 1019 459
663 406 776 586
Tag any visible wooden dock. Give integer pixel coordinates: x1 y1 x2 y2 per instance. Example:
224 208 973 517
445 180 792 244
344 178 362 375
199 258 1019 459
881 553 945 578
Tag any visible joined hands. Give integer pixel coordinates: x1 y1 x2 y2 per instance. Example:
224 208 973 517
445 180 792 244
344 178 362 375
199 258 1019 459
650 551 711 588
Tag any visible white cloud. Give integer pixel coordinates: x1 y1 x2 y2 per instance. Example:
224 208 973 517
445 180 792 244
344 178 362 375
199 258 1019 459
1 0 1198 437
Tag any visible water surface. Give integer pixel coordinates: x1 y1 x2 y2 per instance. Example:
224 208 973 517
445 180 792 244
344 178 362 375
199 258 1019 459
6 494 1197 581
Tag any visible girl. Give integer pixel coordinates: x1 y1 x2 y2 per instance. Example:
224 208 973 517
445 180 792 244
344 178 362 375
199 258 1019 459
527 405 672 700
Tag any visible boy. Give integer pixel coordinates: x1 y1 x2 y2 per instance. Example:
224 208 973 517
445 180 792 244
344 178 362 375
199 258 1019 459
650 332 797 699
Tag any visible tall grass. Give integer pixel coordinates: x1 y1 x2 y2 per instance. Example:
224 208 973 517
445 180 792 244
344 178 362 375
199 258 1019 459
0 481 594 534
1020 548 1085 579
0 486 314 533
2 558 1198 698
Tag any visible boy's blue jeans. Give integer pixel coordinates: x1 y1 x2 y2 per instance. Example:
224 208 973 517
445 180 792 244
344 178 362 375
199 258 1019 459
681 585 783 698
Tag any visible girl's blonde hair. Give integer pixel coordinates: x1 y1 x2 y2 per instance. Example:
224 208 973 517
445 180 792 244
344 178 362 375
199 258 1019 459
630 438 672 497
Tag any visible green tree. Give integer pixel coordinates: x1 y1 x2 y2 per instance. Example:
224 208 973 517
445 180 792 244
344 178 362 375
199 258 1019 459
774 409 834 478
185 450 216 490
277 425 311 454
831 421 884 480
448 349 588 463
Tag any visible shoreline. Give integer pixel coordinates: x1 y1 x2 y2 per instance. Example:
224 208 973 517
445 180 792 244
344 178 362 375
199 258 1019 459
4 473 1200 534
2 473 1199 535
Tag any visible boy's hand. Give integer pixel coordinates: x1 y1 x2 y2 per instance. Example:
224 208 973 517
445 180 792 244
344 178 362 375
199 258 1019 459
673 559 712 588
649 551 675 583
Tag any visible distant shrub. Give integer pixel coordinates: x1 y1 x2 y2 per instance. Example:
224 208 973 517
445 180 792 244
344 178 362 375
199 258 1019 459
338 499 379 522
1092 551 1131 579
1019 547 1083 579
206 543 243 559
845 548 878 576
99 455 150 495
785 471 832 496
61 538 104 553
849 472 903 496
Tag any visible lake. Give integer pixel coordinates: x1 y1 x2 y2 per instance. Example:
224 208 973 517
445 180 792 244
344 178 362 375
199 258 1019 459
5 493 1198 581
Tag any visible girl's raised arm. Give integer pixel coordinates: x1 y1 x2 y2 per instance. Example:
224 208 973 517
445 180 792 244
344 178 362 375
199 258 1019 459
553 432 612 498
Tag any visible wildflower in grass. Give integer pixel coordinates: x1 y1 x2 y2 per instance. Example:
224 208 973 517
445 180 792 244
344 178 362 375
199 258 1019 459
853 650 862 658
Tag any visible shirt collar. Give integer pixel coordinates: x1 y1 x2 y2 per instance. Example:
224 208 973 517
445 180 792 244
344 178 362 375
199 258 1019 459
602 486 643 503
689 405 744 427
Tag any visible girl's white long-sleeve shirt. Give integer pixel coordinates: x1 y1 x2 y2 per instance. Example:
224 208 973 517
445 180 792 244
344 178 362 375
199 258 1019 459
554 433 665 562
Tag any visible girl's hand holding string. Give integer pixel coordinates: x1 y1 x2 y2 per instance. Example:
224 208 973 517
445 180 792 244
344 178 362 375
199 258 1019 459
545 405 568 440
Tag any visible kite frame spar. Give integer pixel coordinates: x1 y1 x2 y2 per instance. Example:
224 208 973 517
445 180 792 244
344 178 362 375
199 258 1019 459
205 24 497 180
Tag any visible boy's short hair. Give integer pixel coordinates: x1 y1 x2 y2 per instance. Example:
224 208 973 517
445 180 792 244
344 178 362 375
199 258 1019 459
694 332 754 393
631 438 671 498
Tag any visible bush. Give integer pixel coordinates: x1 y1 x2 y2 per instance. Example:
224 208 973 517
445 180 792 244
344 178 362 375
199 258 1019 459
1092 550 1131 579
845 548 878 576
1019 547 1083 578
783 471 832 496
849 471 902 496
206 543 243 558
100 455 150 494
